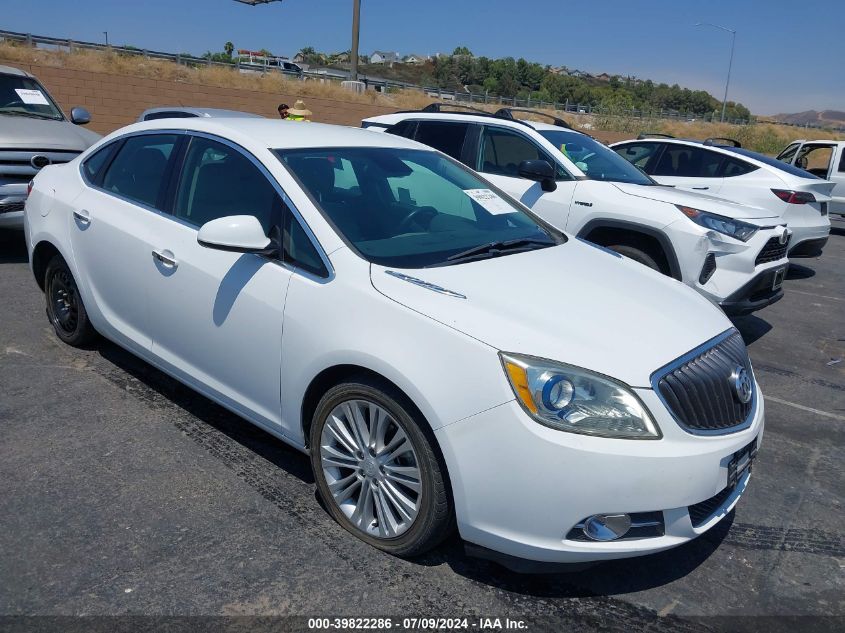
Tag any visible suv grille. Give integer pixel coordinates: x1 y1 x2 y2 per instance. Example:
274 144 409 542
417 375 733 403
0 149 81 183
0 201 25 214
755 235 789 265
653 330 754 434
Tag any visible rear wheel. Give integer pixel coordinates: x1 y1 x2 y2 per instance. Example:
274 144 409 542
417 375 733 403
44 255 97 347
310 377 452 557
607 244 662 273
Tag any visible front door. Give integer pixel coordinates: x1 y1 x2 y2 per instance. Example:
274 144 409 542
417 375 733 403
145 135 292 430
474 125 578 229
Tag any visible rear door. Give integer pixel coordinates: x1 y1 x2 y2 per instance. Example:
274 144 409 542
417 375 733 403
143 134 295 430
69 132 181 353
830 145 845 216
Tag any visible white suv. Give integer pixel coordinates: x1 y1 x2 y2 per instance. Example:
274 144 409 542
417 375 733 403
363 107 791 316
611 135 833 256
26 118 763 567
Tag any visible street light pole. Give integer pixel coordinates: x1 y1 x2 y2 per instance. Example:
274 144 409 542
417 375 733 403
350 0 361 81
696 22 736 123
103 31 109 46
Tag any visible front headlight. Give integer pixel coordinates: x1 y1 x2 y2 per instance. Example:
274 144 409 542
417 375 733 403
675 205 758 242
500 353 661 439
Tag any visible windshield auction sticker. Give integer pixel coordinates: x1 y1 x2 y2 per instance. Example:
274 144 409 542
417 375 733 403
14 89 50 106
463 189 515 215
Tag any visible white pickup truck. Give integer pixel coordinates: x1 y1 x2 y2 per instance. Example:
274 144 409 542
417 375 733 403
776 140 845 218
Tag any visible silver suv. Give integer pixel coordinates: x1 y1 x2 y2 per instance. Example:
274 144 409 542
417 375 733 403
0 65 100 230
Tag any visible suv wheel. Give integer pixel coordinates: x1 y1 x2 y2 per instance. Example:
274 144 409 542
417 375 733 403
608 244 661 272
310 377 452 556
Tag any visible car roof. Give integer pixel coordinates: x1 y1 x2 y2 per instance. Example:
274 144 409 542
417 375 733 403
0 65 33 78
120 118 427 151
140 107 264 119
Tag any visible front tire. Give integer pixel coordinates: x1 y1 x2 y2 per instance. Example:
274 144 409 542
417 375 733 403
44 255 97 347
607 244 662 273
310 377 452 557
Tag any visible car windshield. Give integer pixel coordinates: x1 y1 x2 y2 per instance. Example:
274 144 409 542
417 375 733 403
0 73 64 121
538 130 654 185
721 146 822 180
276 147 562 268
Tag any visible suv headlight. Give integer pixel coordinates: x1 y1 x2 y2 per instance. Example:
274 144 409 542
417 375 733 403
500 353 661 439
675 205 758 242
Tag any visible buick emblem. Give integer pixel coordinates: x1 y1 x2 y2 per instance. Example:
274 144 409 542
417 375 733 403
778 229 788 245
30 155 51 170
730 366 753 404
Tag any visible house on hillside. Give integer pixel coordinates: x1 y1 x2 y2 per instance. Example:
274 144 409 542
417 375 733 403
370 51 399 64
595 72 612 82
292 52 305 63
403 53 427 64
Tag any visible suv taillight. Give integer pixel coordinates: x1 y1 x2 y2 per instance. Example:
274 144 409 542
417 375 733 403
27 180 34 196
771 189 815 204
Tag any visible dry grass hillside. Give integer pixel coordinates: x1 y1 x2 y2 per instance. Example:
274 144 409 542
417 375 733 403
2 41 841 154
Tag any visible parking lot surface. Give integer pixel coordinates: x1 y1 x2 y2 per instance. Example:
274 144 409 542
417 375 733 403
1 225 843 632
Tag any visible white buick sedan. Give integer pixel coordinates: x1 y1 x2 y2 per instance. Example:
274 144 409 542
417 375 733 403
24 118 764 566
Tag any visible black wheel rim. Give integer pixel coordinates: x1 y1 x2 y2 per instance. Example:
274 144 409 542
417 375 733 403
48 270 79 334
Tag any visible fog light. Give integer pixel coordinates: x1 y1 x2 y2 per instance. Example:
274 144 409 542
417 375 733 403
583 514 632 541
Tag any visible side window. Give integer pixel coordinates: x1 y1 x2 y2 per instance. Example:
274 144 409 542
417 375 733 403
719 157 758 178
651 145 723 178
613 143 661 171
839 149 845 173
776 143 800 163
82 143 116 185
101 134 178 208
283 212 328 278
414 121 470 160
478 126 565 179
385 119 416 139
795 145 833 176
174 136 280 233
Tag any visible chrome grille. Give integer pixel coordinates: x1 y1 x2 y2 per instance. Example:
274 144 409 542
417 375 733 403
652 330 754 434
0 149 81 182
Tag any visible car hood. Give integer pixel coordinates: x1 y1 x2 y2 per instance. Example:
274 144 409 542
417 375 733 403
0 115 101 150
612 182 778 220
370 240 732 387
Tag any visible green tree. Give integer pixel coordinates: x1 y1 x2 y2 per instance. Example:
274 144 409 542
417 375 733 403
224 41 234 58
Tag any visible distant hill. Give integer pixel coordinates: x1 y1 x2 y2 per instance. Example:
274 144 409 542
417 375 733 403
769 110 845 128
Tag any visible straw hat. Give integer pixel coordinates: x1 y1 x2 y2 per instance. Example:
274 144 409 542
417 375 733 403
288 100 312 117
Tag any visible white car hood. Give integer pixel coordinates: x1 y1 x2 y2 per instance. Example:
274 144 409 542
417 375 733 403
612 182 778 220
370 239 732 387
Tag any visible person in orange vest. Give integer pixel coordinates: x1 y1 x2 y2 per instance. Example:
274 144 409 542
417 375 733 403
287 100 312 121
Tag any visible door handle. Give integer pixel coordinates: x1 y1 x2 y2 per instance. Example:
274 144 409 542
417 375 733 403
152 249 178 268
72 209 91 225
691 186 709 190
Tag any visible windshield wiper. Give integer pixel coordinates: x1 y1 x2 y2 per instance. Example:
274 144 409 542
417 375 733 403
0 110 62 121
438 237 556 266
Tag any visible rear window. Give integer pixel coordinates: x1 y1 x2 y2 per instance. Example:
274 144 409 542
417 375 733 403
722 147 821 179
413 121 470 160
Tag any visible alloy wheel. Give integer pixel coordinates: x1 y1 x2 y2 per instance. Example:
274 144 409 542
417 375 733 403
319 399 422 539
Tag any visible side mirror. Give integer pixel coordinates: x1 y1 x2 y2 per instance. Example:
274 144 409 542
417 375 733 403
70 107 91 125
197 215 275 255
518 159 557 192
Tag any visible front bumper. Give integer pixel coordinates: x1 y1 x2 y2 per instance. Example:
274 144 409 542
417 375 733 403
435 391 764 564
0 184 27 230
719 266 787 316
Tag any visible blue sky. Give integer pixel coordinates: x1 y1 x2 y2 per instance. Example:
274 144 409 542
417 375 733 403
2 0 843 114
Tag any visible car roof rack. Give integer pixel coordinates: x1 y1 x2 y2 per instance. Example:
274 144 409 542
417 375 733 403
703 137 742 148
394 103 535 129
636 132 675 140
494 108 572 129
